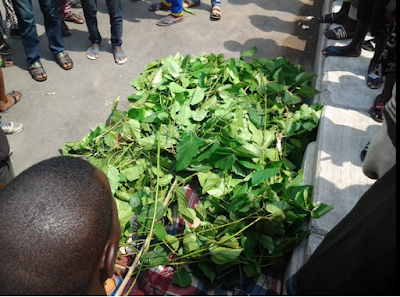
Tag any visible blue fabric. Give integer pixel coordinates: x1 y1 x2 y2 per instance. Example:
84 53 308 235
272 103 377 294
81 0 123 48
164 0 183 14
11 0 65 64
211 0 221 7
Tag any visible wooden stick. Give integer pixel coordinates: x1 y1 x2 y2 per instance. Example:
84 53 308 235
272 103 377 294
115 177 178 296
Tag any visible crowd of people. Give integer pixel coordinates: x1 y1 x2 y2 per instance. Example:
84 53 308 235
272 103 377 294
0 0 396 295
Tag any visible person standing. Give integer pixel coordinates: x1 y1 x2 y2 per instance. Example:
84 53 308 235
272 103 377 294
58 0 85 37
81 0 127 64
149 0 184 25
11 0 74 82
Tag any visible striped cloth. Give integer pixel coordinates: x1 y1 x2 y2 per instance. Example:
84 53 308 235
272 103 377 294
112 180 283 296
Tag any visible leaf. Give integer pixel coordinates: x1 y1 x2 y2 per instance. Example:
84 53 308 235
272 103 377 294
240 46 258 60
107 165 120 195
169 82 186 94
190 86 205 105
311 203 334 218
266 201 291 214
164 234 180 251
154 222 167 240
114 198 134 228
180 207 197 224
198 262 216 283
198 172 221 194
172 267 192 287
260 235 275 254
183 234 200 253
121 165 145 182
251 168 281 187
176 133 199 172
210 245 243 265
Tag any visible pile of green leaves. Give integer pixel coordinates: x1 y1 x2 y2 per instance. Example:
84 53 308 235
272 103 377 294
62 48 333 289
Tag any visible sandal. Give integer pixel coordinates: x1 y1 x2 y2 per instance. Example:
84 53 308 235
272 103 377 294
317 12 335 23
61 21 71 36
0 90 22 112
70 0 82 8
156 14 183 26
86 43 100 60
183 0 200 8
366 73 383 89
369 95 386 123
211 6 221 20
1 56 14 68
29 61 47 82
362 39 375 51
114 47 128 65
0 42 11 55
149 2 170 11
324 25 350 40
64 12 84 24
54 51 73 70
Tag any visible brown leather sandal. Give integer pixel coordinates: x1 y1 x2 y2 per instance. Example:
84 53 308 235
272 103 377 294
54 51 73 70
29 61 47 82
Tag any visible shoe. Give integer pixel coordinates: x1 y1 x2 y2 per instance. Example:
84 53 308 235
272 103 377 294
70 0 82 8
1 122 23 134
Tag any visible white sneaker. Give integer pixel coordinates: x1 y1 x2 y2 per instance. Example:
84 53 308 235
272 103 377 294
1 122 23 134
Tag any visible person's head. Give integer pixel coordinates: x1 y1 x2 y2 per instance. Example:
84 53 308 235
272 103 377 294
0 156 121 295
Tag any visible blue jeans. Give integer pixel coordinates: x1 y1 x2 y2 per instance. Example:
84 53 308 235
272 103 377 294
211 0 221 7
81 0 123 48
11 0 65 64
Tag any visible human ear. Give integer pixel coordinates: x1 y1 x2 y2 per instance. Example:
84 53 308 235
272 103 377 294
100 240 119 284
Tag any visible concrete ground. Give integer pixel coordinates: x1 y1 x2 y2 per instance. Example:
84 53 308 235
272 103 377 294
2 0 323 176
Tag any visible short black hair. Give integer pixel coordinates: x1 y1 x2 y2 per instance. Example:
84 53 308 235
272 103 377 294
0 156 113 295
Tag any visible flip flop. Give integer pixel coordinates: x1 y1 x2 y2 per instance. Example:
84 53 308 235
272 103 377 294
321 46 343 56
369 95 386 123
325 25 349 40
114 47 128 65
366 74 383 89
317 12 335 23
0 90 22 112
149 3 170 11
86 44 100 60
156 15 183 26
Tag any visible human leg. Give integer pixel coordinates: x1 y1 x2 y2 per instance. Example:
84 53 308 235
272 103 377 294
211 0 221 20
321 0 374 57
106 0 123 48
81 0 102 45
10 0 42 64
39 0 65 55
2 0 20 38
156 0 183 26
317 0 351 24
369 74 396 122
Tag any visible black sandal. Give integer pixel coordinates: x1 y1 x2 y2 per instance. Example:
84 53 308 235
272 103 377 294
29 61 47 82
61 21 71 36
54 51 73 70
0 42 11 55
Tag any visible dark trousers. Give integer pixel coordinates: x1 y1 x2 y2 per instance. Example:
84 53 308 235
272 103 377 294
11 0 65 64
81 0 123 48
0 157 15 185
